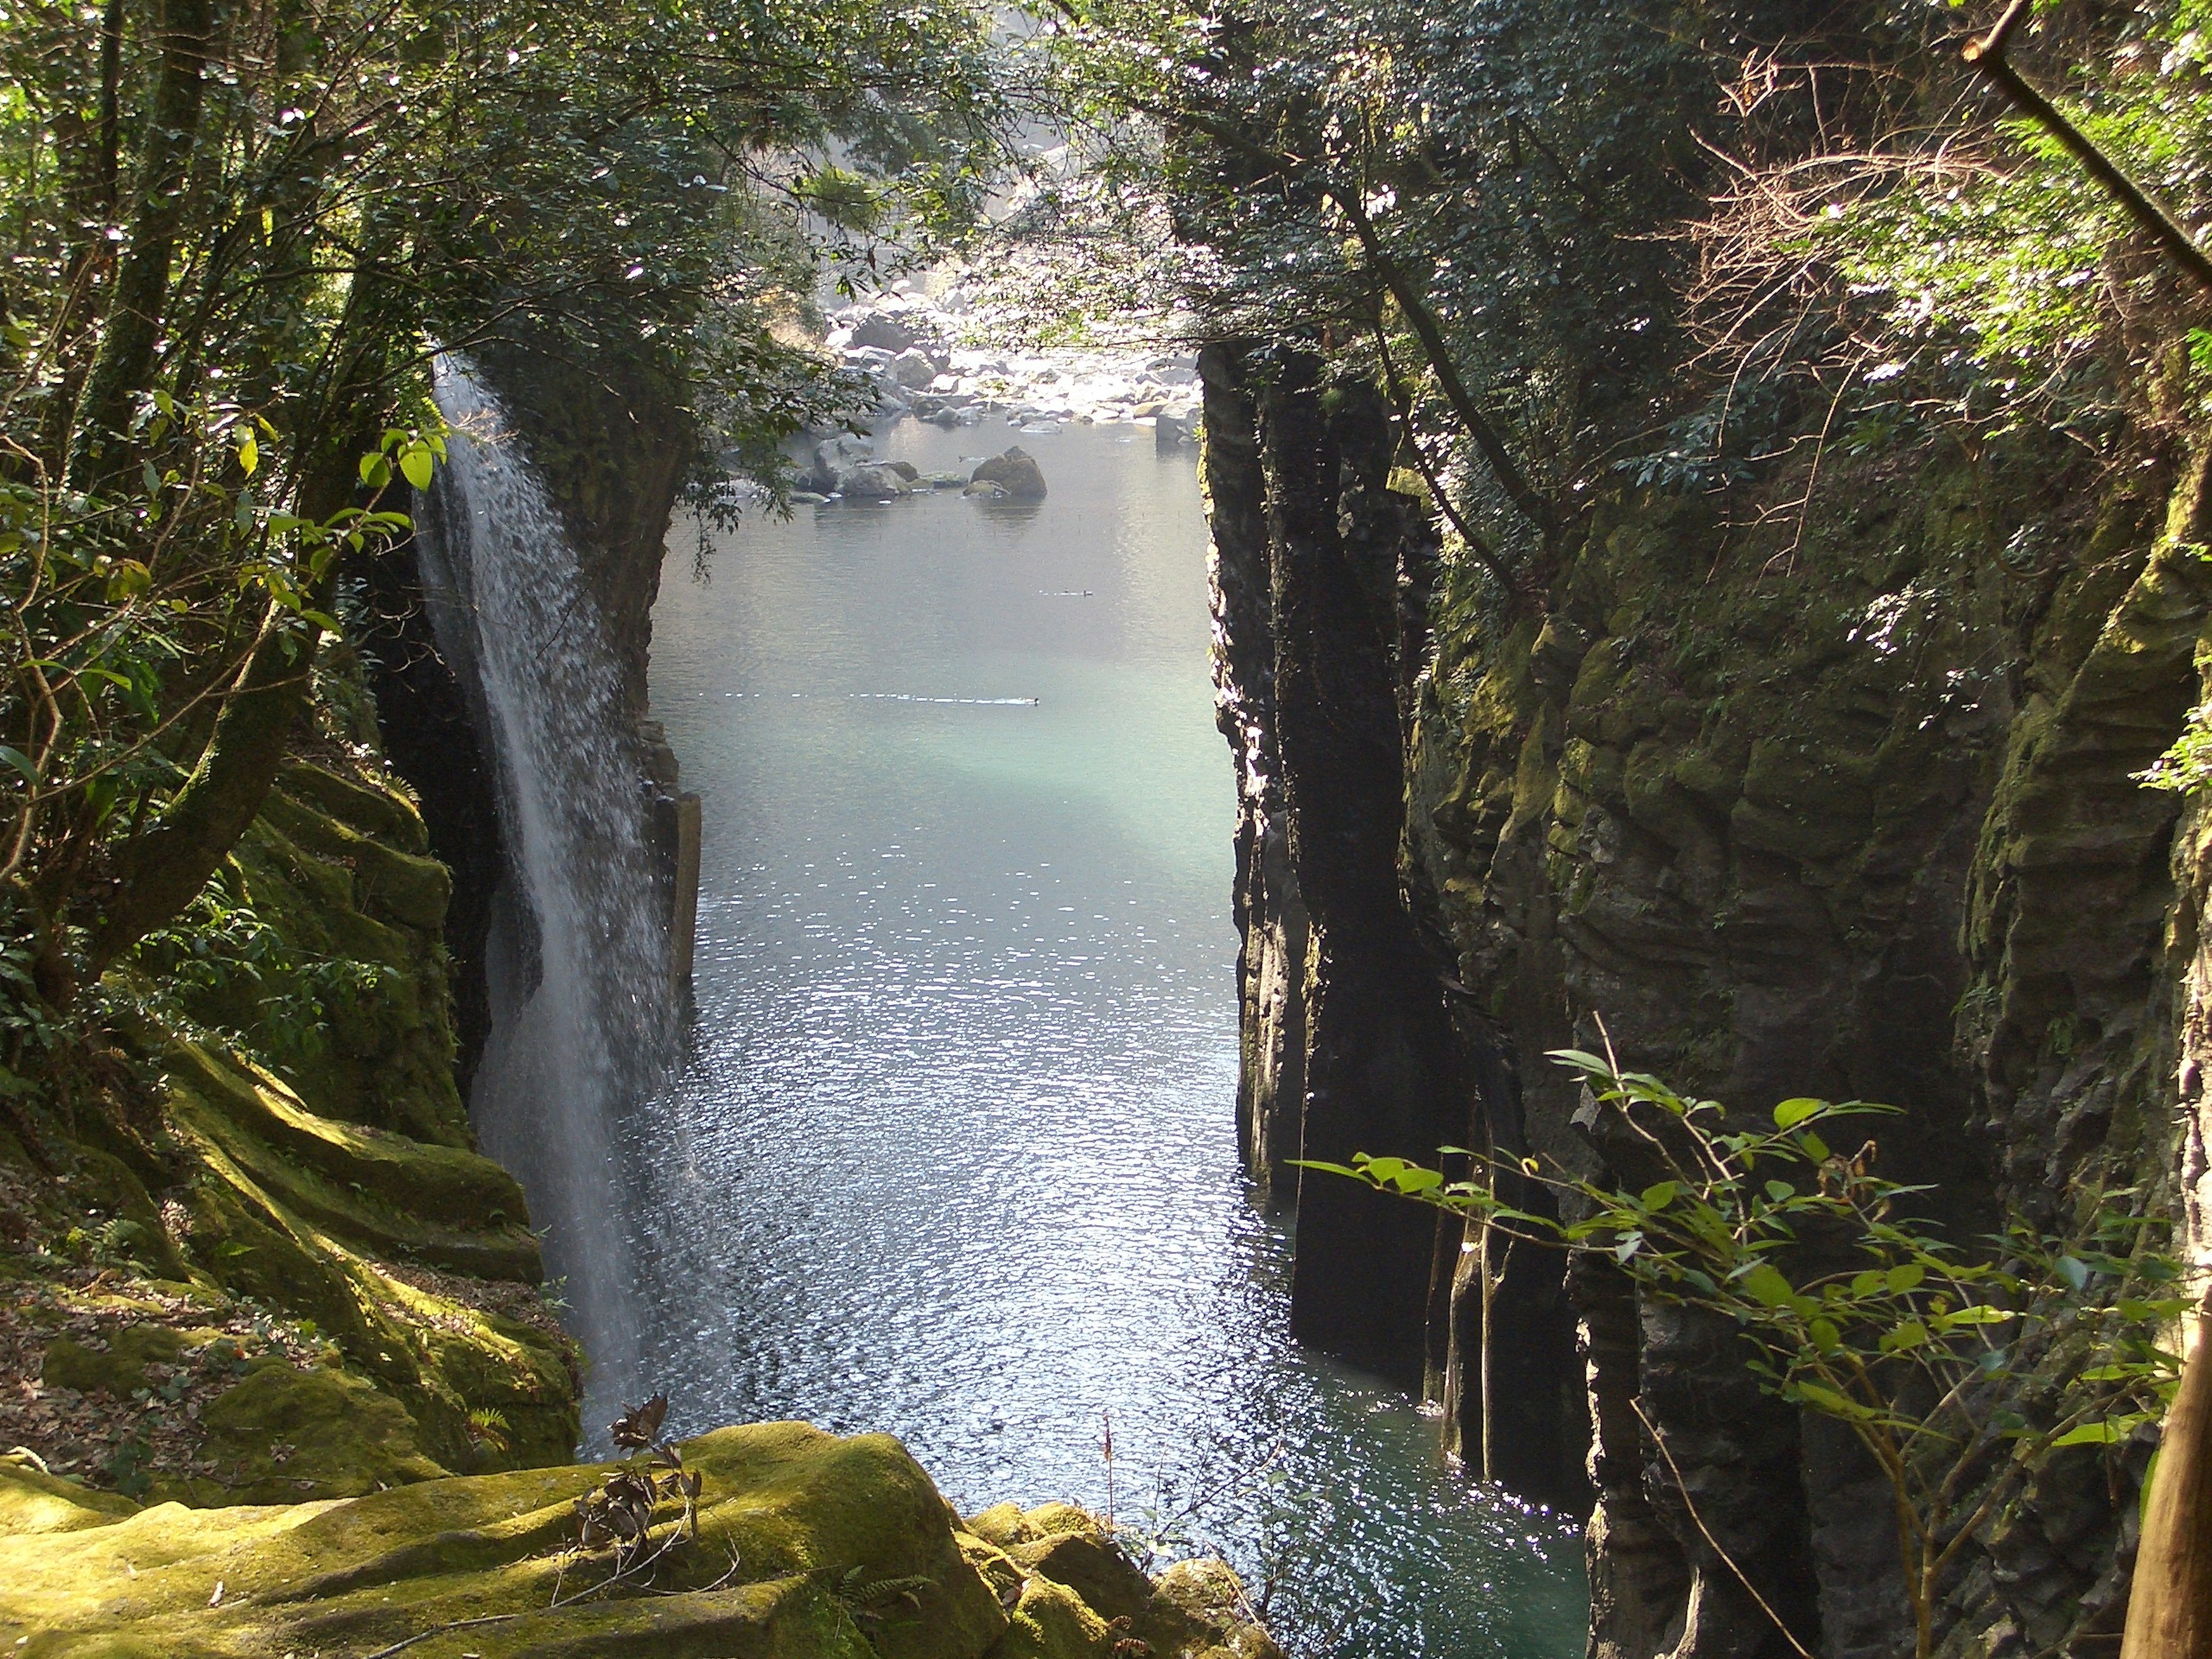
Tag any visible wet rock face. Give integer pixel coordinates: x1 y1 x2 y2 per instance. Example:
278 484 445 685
367 342 691 1078
1204 326 2212 1652
471 339 693 716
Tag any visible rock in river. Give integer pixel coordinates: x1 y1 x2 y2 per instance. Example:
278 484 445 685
965 446 1048 501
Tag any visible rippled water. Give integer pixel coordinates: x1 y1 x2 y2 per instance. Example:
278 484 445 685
617 418 1587 1657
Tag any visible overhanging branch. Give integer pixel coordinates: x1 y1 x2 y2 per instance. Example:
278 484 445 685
1964 0 2212 296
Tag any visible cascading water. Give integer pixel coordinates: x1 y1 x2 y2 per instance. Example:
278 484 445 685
415 358 672 1422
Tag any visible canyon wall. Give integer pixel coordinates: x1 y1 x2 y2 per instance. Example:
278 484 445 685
1204 337 2212 1653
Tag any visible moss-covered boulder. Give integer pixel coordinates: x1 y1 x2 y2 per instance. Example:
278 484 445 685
0 1457 141 1535
960 1502 1282 1659
179 1357 451 1505
0 1422 1276 1659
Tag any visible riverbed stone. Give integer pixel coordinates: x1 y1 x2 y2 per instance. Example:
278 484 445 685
850 312 919 353
968 447 1047 500
838 463 913 499
892 348 939 388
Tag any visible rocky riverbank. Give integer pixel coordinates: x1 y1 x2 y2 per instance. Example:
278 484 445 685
823 285 1203 438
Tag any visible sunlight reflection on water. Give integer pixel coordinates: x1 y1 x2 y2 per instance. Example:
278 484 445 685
616 419 1588 1657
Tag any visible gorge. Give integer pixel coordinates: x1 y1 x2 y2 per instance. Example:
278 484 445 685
9 0 2212 1654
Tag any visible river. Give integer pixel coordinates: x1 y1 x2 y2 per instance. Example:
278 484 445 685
616 415 1588 1657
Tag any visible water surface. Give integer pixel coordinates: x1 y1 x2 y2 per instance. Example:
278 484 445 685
621 418 1586 1656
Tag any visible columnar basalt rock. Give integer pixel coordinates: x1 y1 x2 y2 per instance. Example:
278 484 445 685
1202 344 1466 1390
1205 322 2212 1651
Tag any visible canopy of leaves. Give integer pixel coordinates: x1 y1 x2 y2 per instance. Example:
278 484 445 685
0 0 1008 1075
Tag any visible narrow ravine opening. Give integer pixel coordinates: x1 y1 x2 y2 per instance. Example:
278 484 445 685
601 414 1587 1656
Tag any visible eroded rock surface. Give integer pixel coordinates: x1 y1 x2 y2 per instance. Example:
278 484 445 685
1201 329 2211 1654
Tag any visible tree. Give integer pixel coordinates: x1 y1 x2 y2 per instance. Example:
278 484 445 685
0 0 1010 1079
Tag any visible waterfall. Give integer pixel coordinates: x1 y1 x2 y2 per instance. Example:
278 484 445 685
415 358 672 1422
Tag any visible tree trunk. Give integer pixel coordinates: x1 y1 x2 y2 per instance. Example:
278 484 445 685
83 264 407 976
68 0 211 488
2121 1301 2212 1657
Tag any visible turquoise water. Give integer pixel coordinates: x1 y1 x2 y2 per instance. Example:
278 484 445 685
621 416 1588 1656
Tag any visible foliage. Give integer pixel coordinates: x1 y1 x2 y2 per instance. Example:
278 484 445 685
0 0 1010 1107
1303 1048 2186 1659
128 877 385 1073
1046 0 1713 577
1047 0 2212 629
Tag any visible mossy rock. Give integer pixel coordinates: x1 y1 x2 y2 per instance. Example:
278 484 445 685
40 1326 185 1396
160 1037 539 1278
167 1358 450 1505
0 1459 141 1535
274 757 431 855
259 783 452 934
0 1422 1009 1659
988 1572 1113 1658
959 1506 1282 1659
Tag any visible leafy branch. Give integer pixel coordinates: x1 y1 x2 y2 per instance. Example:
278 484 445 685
1302 1048 2185 1659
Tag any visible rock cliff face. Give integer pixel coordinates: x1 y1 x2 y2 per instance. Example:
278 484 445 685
1 694 584 1502
1202 332 2212 1653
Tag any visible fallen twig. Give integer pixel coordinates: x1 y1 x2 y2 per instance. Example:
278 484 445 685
358 1612 519 1659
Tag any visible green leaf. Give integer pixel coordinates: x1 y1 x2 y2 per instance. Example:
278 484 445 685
2054 1255 2092 1293
359 452 392 488
1763 1180 1795 1203
1546 1048 1612 1077
1741 1264 1796 1308
1880 1320 1929 1353
2051 1418 2137 1448
1773 1097 1824 1130
1885 1263 1925 1294
105 558 151 600
237 434 258 477
1794 1381 1874 1421
399 444 434 490
1809 1316 1841 1354
1942 1305 2012 1327
1639 1181 1677 1211
0 746 39 786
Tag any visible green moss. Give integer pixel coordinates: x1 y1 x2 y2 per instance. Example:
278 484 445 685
0 1460 142 1535
158 1037 539 1279
274 757 431 854
0 1426 1283 1659
41 1327 185 1396
988 1573 1112 1659
171 1359 450 1506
